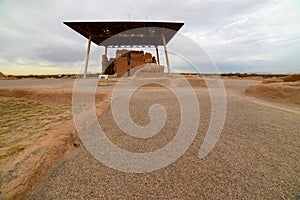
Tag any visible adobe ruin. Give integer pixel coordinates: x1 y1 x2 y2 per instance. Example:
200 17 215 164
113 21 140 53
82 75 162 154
102 50 159 77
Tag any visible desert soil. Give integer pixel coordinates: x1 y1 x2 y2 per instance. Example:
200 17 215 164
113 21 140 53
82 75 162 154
12 78 299 199
0 96 72 164
0 79 111 199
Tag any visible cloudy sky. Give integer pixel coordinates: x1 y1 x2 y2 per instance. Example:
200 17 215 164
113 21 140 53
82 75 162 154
0 0 300 75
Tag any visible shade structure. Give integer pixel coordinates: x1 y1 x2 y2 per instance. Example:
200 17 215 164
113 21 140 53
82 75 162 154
63 21 184 47
63 21 184 78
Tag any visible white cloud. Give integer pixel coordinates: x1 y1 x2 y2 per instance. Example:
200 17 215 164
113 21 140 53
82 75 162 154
0 0 299 75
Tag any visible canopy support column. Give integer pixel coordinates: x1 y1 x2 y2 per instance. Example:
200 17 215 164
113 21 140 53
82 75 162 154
162 35 170 75
155 46 160 65
84 35 92 79
104 46 108 56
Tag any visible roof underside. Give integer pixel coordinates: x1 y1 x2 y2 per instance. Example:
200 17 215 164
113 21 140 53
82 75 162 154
63 21 184 47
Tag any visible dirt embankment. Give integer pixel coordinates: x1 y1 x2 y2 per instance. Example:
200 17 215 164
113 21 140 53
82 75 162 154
0 72 8 80
0 88 108 105
0 88 111 199
261 74 300 84
246 74 300 105
186 77 207 87
1 120 78 200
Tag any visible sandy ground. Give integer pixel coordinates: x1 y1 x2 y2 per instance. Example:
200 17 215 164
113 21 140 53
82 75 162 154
3 78 294 199
245 74 300 105
0 78 299 199
0 80 110 199
246 81 300 105
0 79 75 90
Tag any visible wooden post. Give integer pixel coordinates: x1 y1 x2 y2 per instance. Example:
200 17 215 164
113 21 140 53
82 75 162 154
84 35 92 79
162 35 170 75
156 46 160 65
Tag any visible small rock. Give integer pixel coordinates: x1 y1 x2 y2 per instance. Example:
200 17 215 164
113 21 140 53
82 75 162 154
73 139 81 147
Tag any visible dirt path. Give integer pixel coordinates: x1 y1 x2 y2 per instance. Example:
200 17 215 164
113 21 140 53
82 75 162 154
24 86 300 199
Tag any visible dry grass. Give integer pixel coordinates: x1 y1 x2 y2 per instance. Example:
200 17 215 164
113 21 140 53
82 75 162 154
0 97 72 164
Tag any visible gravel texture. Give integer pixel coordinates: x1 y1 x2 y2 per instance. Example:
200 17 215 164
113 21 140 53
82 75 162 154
23 80 300 199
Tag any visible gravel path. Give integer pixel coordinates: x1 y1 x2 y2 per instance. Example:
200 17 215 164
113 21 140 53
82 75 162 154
24 80 300 199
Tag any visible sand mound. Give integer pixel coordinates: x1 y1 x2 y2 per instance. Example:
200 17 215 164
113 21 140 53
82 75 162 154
262 78 284 84
0 71 8 80
128 76 207 88
187 77 207 87
245 82 300 105
222 76 240 79
281 74 300 82
0 88 73 104
0 88 109 105
262 74 300 84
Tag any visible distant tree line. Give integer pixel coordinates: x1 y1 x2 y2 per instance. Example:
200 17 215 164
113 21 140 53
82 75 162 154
7 74 77 79
220 73 286 78
180 72 287 78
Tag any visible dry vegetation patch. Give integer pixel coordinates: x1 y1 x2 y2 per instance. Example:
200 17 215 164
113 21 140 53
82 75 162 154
0 97 72 165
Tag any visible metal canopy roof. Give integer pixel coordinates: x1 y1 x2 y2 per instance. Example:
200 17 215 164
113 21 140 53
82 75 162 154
63 21 184 47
